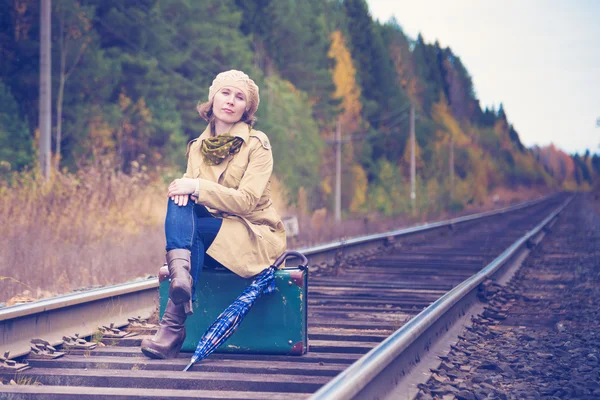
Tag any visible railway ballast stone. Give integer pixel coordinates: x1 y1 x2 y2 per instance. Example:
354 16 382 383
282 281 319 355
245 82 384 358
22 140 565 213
417 193 600 400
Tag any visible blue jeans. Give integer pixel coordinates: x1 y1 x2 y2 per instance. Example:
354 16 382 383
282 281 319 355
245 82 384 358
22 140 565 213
164 198 223 301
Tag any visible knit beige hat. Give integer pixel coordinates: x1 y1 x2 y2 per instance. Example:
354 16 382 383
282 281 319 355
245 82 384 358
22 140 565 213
208 70 260 116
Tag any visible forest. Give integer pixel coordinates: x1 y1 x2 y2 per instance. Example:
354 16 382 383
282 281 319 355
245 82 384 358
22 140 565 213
2 0 599 212
1 0 599 302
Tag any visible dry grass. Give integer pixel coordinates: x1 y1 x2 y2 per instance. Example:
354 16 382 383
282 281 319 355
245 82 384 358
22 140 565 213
286 184 554 249
0 161 551 305
0 163 166 304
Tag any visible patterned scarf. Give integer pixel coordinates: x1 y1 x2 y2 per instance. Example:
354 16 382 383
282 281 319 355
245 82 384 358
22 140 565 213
200 135 244 166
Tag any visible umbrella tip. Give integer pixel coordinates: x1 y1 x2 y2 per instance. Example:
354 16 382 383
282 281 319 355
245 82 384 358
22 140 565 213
183 361 194 372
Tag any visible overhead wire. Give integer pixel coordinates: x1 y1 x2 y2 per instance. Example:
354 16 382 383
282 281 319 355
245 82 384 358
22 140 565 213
365 102 412 125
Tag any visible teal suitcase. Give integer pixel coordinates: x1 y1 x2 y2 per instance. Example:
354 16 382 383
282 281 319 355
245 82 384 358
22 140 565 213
158 252 308 355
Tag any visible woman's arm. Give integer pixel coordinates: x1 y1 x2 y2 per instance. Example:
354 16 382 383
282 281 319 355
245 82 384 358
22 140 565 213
195 142 272 216
169 141 199 206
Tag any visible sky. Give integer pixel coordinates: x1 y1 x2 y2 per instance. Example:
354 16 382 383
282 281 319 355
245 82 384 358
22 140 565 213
367 0 600 155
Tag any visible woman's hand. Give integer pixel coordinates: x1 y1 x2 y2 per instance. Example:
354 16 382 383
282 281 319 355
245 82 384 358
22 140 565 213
171 194 190 206
168 178 197 196
168 178 198 206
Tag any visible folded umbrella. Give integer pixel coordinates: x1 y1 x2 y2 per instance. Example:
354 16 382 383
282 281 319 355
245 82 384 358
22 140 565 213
183 266 276 371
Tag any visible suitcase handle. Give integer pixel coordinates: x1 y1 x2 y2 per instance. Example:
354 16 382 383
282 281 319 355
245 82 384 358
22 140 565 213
272 251 308 270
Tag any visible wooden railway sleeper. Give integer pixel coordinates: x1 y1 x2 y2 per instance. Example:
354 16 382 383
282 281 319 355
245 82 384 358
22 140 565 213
0 352 30 373
29 339 64 359
384 236 395 247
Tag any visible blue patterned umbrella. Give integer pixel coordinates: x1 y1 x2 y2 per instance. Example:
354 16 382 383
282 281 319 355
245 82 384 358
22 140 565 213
183 267 276 371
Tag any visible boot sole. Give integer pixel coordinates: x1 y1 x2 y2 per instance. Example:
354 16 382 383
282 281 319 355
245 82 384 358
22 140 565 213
141 340 184 360
141 346 167 360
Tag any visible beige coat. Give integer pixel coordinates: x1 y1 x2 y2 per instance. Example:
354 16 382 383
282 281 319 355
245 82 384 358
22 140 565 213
183 122 287 277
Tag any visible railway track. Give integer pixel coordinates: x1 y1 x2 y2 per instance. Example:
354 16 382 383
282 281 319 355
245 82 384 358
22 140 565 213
414 193 600 399
0 193 572 399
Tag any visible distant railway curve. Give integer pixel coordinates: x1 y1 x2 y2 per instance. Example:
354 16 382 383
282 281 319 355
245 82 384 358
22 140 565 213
0 193 572 399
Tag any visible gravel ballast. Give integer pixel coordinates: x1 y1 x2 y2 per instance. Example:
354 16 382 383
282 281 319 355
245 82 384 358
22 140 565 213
417 193 600 400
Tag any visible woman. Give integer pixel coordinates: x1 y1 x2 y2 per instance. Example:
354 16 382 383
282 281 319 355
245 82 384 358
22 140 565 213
141 70 287 359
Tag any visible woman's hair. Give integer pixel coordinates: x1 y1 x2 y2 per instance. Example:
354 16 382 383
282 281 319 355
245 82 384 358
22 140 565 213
197 99 257 132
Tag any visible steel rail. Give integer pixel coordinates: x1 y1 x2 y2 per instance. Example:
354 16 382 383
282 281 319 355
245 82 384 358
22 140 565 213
0 194 555 359
294 194 555 268
310 195 573 400
0 280 158 359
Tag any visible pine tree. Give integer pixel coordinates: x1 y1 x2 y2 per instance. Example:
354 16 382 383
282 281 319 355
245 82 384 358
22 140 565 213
89 0 255 169
258 76 323 204
382 20 419 103
412 35 445 115
54 0 97 169
0 82 33 171
236 0 337 124
0 0 42 134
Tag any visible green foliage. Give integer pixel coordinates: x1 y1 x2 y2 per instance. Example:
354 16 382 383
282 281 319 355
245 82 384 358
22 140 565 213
367 159 407 216
83 0 256 170
146 97 187 170
257 76 323 205
412 35 444 115
508 125 525 152
477 127 502 154
572 153 592 184
441 48 479 122
592 154 600 176
2 0 594 219
0 82 34 172
0 0 42 132
344 0 408 127
236 0 337 124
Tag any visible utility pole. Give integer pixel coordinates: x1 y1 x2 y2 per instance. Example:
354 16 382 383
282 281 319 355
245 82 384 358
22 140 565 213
39 0 52 180
335 118 342 222
449 136 455 201
410 103 416 210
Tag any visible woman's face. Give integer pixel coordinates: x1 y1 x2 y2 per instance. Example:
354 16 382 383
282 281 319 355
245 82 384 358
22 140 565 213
212 86 247 125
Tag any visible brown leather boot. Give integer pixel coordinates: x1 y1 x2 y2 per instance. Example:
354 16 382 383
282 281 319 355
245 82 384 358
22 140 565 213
166 249 193 313
140 299 187 359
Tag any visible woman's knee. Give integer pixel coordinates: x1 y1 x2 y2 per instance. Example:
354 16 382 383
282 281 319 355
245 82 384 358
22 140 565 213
165 197 195 232
167 197 194 214
165 198 195 251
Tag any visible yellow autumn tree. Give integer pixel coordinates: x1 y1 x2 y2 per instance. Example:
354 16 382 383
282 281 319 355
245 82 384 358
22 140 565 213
431 95 470 147
328 30 362 134
348 164 368 212
85 107 116 160
400 135 424 179
117 91 153 171
493 118 513 151
327 30 369 215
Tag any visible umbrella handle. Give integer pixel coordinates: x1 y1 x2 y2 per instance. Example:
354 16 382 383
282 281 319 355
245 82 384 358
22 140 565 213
272 251 308 270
